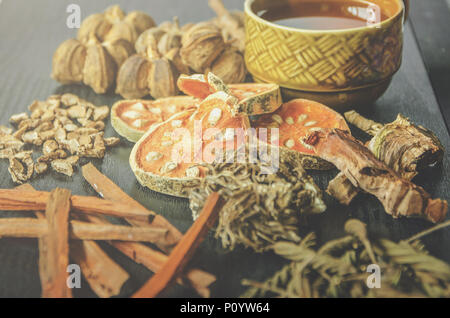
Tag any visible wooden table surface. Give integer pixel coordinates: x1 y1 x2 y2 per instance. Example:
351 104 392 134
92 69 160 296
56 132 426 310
0 0 449 297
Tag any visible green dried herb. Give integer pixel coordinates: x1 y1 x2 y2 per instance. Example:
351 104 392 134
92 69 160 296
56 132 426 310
189 155 326 252
242 219 450 298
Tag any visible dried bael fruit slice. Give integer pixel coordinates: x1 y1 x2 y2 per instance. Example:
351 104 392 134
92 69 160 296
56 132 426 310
251 99 350 170
177 73 282 116
111 96 199 142
130 91 250 197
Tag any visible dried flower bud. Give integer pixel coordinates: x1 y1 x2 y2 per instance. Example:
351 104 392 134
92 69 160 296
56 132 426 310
102 38 135 68
116 54 151 99
124 11 156 34
82 36 117 94
180 22 226 73
210 47 246 83
52 39 86 84
77 13 112 44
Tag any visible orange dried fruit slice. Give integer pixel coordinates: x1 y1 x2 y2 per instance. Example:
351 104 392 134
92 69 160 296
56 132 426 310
251 99 350 170
111 96 199 142
130 91 251 197
177 73 282 116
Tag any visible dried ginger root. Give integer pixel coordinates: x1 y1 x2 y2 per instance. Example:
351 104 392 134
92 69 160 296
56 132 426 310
328 112 444 205
305 129 447 223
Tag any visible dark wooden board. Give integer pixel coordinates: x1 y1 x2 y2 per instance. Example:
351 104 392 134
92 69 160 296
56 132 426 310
0 0 448 298
409 0 450 132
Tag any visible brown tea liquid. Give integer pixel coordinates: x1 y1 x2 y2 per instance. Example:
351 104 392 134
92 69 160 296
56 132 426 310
258 1 389 30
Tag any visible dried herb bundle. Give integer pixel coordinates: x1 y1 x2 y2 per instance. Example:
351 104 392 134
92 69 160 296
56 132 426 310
242 219 450 298
189 155 326 252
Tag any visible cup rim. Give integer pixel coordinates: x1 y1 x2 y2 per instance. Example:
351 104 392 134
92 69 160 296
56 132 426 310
244 0 405 33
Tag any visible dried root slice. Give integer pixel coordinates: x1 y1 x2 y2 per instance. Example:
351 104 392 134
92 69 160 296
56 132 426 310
130 92 250 197
177 73 282 116
305 129 448 223
252 99 350 170
111 96 199 142
328 112 445 205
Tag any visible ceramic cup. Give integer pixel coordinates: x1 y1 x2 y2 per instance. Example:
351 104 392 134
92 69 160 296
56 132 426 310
244 0 409 109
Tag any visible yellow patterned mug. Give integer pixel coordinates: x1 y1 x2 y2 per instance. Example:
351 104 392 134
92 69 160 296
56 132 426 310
244 0 409 109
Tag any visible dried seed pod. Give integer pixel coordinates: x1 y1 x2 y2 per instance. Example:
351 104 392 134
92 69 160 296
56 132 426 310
82 36 117 94
157 18 182 56
116 54 151 99
104 21 139 43
124 11 156 34
135 27 165 56
104 5 126 23
77 13 113 44
148 49 180 99
102 38 135 68
51 39 86 84
180 22 226 73
165 48 190 75
210 47 246 84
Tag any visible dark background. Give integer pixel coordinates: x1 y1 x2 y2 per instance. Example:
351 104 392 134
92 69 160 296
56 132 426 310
0 0 449 297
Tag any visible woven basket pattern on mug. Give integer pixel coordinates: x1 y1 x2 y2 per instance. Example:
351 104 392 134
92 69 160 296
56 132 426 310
245 15 403 91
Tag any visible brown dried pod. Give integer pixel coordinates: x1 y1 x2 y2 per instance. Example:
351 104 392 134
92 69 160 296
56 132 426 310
116 54 151 99
82 36 117 94
104 5 126 24
210 47 246 83
147 48 179 99
180 22 226 73
104 21 139 44
165 48 191 75
135 27 165 56
157 18 182 56
124 11 156 34
102 38 135 68
77 13 112 44
51 39 86 84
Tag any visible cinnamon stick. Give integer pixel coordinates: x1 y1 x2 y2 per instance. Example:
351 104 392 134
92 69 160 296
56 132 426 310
81 164 216 297
0 189 154 223
16 184 130 299
133 193 225 298
71 240 129 298
0 217 168 243
40 188 72 298
305 129 448 223
82 163 182 252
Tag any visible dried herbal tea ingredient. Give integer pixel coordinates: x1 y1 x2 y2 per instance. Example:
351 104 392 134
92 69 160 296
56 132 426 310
305 129 448 223
0 94 118 183
329 112 444 205
209 0 246 52
189 152 326 252
53 5 154 94
180 22 226 73
242 219 450 298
